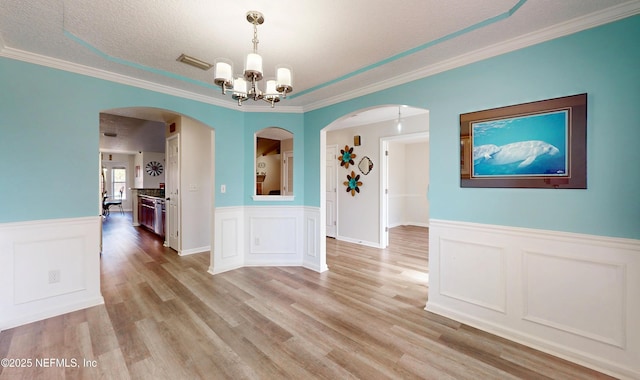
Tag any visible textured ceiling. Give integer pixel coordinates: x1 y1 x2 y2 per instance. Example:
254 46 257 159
1 0 639 120
99 113 166 153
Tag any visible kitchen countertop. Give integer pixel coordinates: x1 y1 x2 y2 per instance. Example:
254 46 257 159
138 194 165 201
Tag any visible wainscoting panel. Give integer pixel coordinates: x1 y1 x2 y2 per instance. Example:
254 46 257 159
211 206 328 274
303 207 327 273
523 250 626 348
210 207 244 274
221 219 240 259
249 217 297 254
426 219 640 379
14 236 87 304
246 206 303 266
439 238 506 313
0 217 103 331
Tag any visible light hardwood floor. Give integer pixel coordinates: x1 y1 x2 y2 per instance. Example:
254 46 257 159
0 213 613 379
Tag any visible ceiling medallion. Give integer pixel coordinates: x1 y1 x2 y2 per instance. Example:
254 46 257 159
213 11 293 108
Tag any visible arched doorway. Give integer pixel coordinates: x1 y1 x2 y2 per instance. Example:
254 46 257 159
99 107 216 261
318 105 430 268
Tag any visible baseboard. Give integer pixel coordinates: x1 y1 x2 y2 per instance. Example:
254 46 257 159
404 221 429 228
303 261 329 273
336 235 381 248
179 246 210 256
1 297 104 332
208 263 242 276
425 301 636 380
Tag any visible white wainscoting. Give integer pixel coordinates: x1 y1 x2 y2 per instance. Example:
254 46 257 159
303 207 327 273
0 217 104 331
246 206 304 266
210 206 245 275
209 206 326 275
426 219 640 380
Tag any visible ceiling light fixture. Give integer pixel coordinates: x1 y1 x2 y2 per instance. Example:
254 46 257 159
213 11 293 108
396 106 403 132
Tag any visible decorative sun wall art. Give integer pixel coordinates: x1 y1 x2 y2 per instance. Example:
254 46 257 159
344 170 363 196
338 145 357 168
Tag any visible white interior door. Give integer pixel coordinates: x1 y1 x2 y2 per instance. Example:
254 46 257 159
326 145 337 238
166 135 180 250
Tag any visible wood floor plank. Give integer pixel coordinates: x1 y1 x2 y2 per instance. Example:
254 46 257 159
0 213 616 380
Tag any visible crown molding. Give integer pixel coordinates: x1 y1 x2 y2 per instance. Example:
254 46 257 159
1 2 637 115
301 1 640 112
0 45 304 114
0 46 240 109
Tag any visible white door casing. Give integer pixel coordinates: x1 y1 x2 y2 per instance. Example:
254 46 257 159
326 145 337 238
166 134 180 251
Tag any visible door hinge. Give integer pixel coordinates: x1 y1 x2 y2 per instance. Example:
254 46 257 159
385 227 389 232
385 150 389 156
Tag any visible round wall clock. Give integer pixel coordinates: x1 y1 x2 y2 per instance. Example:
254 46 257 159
145 161 163 176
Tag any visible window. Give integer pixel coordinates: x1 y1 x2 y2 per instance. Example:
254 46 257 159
112 167 126 200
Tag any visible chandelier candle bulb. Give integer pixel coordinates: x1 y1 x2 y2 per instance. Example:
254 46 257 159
265 80 277 96
245 53 263 80
233 77 247 95
264 79 280 107
276 66 293 96
214 61 233 82
213 60 233 93
277 67 292 86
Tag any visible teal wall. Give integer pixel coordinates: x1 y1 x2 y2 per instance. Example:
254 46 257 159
0 58 245 222
304 16 640 239
1 16 638 239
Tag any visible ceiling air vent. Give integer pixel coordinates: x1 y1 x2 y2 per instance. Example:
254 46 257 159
177 54 213 70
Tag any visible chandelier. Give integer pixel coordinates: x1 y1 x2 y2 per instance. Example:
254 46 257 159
213 11 293 107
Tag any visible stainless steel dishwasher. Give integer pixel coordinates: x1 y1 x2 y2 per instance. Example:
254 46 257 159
153 198 164 235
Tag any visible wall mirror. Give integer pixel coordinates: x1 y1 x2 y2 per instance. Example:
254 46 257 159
255 127 294 200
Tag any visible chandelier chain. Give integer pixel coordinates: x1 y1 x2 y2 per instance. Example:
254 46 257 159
252 23 259 53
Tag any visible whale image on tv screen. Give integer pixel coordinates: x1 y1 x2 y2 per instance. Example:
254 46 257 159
471 110 568 177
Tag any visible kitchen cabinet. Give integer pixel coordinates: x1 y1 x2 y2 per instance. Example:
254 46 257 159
137 196 164 237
